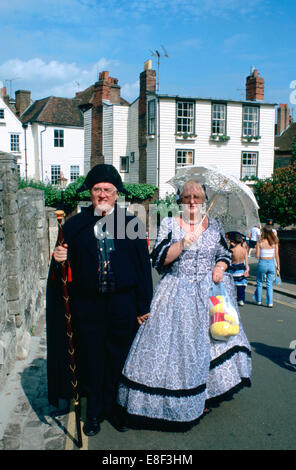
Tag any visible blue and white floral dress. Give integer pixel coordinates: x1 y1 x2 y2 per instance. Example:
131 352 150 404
117 217 252 430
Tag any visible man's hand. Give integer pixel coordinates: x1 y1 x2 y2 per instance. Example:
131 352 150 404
137 313 150 325
53 244 68 262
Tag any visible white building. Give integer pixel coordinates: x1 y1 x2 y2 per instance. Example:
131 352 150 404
0 65 276 196
146 93 276 196
82 64 276 197
0 89 25 173
21 96 84 185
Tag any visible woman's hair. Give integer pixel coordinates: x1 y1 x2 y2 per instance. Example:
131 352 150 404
261 226 278 245
180 180 206 200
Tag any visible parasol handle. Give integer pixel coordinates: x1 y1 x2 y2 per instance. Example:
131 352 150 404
200 179 228 226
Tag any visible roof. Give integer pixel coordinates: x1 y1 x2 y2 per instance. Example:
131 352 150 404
21 96 84 127
75 85 130 109
153 92 277 107
275 122 296 152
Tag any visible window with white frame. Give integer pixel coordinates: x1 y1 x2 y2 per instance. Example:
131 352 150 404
51 165 61 185
10 134 20 152
241 151 258 178
242 106 259 137
120 156 129 173
212 103 226 135
148 99 156 135
54 129 64 147
70 165 80 182
176 101 194 134
0 109 4 119
176 149 194 168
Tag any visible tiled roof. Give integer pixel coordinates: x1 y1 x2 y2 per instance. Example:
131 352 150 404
21 82 130 126
21 96 84 127
275 122 296 152
75 85 130 107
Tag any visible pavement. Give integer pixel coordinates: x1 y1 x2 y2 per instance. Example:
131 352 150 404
0 256 295 451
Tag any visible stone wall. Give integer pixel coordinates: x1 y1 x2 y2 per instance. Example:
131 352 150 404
0 152 47 393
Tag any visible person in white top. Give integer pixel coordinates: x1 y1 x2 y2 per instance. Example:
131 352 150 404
252 226 280 308
248 224 261 256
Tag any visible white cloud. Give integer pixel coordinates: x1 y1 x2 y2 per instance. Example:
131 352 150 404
0 58 120 99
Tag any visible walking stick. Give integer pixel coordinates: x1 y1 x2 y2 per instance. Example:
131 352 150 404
55 209 83 449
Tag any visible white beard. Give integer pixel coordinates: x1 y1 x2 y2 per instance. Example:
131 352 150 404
94 202 114 216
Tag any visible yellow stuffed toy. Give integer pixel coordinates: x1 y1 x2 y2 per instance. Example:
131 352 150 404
209 294 240 341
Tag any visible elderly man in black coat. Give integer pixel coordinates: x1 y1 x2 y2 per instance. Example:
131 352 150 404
46 164 153 436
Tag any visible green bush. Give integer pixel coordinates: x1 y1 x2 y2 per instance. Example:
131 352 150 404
253 162 296 227
18 177 158 214
152 192 179 219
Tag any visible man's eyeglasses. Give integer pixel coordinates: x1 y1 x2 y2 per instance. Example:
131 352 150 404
92 187 116 196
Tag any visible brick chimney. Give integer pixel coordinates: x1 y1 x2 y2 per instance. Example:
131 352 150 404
276 104 292 135
246 68 264 101
138 60 156 183
91 71 121 168
0 86 10 107
15 90 31 116
0 85 7 97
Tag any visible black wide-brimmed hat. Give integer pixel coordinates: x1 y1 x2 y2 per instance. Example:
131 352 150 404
77 164 128 195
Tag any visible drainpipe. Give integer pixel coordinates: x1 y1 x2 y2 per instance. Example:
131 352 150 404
40 124 46 182
157 95 160 188
22 123 28 180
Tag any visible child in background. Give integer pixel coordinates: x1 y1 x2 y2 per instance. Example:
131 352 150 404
228 233 249 306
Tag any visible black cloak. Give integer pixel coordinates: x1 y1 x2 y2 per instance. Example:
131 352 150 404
46 204 153 409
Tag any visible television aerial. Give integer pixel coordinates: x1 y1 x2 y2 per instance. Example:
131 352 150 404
149 45 169 92
4 77 21 97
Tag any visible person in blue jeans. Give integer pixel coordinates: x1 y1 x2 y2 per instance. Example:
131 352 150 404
252 226 280 307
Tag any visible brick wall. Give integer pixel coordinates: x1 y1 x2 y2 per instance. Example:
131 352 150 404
278 230 296 281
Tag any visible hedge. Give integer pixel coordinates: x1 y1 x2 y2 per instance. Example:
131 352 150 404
18 176 158 214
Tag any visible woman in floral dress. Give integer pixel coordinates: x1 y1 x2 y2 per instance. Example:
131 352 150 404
118 180 252 431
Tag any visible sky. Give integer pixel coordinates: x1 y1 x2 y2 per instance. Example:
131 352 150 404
1 0 296 118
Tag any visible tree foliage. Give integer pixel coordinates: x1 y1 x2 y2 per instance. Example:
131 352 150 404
253 162 296 227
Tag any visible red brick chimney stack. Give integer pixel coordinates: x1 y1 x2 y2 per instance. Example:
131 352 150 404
138 60 156 183
277 104 293 135
246 68 264 101
91 71 121 168
15 90 31 116
0 86 7 97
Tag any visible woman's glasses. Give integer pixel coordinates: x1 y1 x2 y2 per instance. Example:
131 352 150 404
182 194 205 203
